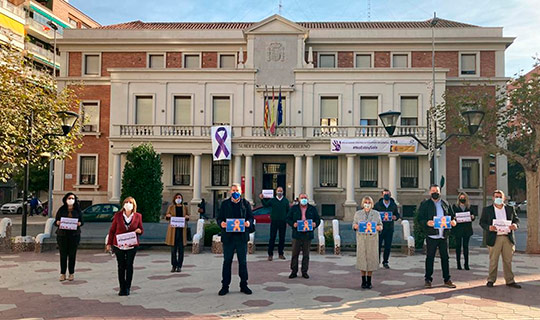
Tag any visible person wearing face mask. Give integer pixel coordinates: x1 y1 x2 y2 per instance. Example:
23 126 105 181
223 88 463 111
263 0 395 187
217 184 254 296
165 193 190 272
373 189 400 269
353 196 383 289
55 192 83 282
451 192 476 270
480 190 521 288
286 193 320 279
418 184 457 288
259 186 289 261
106 196 144 296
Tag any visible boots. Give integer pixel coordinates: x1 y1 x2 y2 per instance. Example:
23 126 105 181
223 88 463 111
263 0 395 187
464 257 470 270
361 276 367 289
457 259 462 270
366 276 373 289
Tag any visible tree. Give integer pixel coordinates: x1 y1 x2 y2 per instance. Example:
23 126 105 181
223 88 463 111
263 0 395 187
0 37 82 183
442 61 540 253
13 163 50 195
121 143 163 222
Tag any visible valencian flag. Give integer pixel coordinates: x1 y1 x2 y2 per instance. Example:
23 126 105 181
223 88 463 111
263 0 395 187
263 86 269 130
277 86 283 126
270 86 276 134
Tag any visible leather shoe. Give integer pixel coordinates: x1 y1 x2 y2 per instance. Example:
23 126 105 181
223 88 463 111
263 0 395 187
240 286 252 295
126 288 130 296
506 282 522 289
267 256 273 261
486 281 494 287
383 263 389 269
176 267 181 272
288 273 297 279
218 287 229 296
424 280 432 288
302 273 310 279
171 267 176 273
444 281 457 288
118 289 127 296
279 255 286 260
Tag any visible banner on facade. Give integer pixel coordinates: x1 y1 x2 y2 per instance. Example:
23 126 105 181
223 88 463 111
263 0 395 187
330 138 418 154
212 125 232 161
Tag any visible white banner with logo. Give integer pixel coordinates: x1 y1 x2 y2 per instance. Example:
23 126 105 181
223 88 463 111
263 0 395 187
212 125 232 161
330 138 418 154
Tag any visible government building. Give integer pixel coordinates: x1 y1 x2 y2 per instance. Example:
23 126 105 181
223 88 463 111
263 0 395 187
54 15 513 220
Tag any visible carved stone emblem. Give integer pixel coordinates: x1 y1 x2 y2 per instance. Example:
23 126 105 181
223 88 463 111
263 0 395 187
267 42 285 62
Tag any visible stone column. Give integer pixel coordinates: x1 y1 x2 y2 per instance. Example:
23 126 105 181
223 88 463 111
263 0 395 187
111 153 121 202
305 155 314 204
343 154 358 221
294 155 303 199
388 154 398 201
190 153 202 220
233 155 242 185
245 155 253 205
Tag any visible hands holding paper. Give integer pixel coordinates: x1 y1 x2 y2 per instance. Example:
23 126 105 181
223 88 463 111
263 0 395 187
135 228 142 234
427 220 435 227
353 223 358 230
509 224 518 231
450 220 457 227
376 225 382 231
489 225 497 232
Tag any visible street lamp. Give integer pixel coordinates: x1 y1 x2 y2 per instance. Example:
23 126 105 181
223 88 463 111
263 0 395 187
46 20 59 218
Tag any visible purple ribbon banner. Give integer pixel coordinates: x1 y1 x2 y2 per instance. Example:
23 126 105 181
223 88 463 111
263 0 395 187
212 126 231 160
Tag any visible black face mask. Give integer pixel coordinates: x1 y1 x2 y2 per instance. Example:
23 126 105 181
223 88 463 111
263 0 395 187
431 192 440 200
383 194 391 201
459 198 466 204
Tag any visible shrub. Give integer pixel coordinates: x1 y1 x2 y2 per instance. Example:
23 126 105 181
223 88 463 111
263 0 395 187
204 221 221 246
413 210 426 249
324 227 334 247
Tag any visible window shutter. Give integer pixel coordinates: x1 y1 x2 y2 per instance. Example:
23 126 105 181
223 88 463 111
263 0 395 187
174 97 191 125
401 97 418 118
136 96 153 124
360 97 378 120
213 97 230 125
321 97 338 118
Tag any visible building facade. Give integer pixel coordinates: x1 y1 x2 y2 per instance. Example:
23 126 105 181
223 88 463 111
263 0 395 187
54 15 513 220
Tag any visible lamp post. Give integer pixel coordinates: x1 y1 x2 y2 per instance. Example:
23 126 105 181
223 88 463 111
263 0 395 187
430 12 439 185
21 111 78 236
46 20 58 217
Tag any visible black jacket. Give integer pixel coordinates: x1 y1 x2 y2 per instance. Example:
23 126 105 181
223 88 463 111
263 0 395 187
55 205 84 236
451 204 476 238
417 198 455 239
373 198 400 231
217 198 254 244
480 205 519 246
286 204 321 240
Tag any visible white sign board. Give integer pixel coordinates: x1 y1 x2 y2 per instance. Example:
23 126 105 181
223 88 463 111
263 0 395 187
330 138 418 154
116 231 138 248
493 219 512 235
170 216 186 228
262 189 274 199
59 217 79 230
212 126 232 161
456 212 472 223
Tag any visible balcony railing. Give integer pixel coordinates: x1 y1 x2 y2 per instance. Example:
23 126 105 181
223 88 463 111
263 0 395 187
25 42 60 63
1 0 25 19
26 18 56 38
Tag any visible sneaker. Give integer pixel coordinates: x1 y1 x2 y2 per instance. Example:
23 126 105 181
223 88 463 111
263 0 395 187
288 273 297 279
218 287 229 296
383 263 389 269
444 281 457 288
59 274 66 282
240 286 253 295
506 282 522 289
486 281 494 287
68 274 74 281
302 273 310 279
279 255 286 260
267 256 273 261
424 280 432 288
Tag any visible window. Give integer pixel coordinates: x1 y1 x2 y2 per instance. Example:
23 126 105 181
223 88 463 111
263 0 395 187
173 155 191 186
392 54 408 68
149 54 164 68
219 54 236 68
462 158 480 188
319 54 336 68
212 160 230 186
174 96 191 125
184 54 200 68
135 96 153 124
212 96 230 125
400 157 418 188
79 156 97 185
319 156 338 187
320 97 338 127
355 54 371 68
68 18 78 28
400 97 418 126
360 156 378 187
84 54 99 75
81 102 99 133
360 97 378 126
461 53 477 75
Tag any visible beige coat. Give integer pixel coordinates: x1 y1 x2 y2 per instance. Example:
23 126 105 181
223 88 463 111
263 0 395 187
353 209 383 271
165 204 189 246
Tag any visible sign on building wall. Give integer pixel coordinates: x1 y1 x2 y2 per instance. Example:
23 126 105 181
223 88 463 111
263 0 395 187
330 138 418 154
212 126 232 161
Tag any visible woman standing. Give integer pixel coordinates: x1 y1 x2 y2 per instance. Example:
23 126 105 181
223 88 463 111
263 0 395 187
165 193 190 272
106 196 144 296
451 192 476 270
55 192 83 282
353 196 383 289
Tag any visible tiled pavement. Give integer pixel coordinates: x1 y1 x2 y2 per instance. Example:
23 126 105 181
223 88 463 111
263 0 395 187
1 247 540 319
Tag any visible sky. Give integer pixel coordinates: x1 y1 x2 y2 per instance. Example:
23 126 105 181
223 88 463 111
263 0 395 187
70 0 540 77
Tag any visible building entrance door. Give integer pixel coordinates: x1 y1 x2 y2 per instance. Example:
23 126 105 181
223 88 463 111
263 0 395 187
262 163 286 196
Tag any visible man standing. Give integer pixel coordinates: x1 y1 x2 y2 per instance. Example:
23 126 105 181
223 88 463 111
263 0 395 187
259 186 289 261
286 193 320 279
30 194 39 216
373 189 400 269
217 184 254 296
418 184 457 288
479 190 521 288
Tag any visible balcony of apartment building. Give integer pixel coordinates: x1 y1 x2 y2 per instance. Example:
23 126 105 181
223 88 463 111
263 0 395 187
25 41 60 67
26 1 68 42
1 0 24 19
0 0 25 48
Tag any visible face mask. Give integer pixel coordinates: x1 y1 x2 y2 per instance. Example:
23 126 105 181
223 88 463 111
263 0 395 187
494 198 504 205
175 198 183 204
431 192 440 200
383 194 391 201
231 192 241 200
276 192 283 197
363 203 371 209
300 199 308 206
459 198 466 204
66 199 75 206
124 203 134 212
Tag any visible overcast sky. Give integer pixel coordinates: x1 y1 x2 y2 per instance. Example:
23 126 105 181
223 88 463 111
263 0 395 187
70 0 539 77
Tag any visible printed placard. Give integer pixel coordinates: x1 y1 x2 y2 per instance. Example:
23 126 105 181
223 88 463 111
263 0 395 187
358 221 377 234
226 218 245 232
262 189 274 199
434 216 452 229
456 212 472 223
170 216 185 228
297 219 313 232
116 231 138 248
493 219 512 234
59 217 78 230
380 211 393 222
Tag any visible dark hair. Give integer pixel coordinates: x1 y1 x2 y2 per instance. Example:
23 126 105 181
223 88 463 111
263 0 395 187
172 193 184 203
61 192 80 211
382 189 390 193
430 184 440 189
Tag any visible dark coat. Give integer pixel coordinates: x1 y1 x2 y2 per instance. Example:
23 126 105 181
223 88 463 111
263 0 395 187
451 204 476 238
373 197 400 231
216 198 254 244
417 198 455 239
286 204 321 240
55 205 84 236
479 205 519 247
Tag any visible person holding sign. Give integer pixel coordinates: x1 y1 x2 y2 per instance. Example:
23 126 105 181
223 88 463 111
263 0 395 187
259 186 289 261
286 194 320 280
106 197 144 296
54 192 84 282
479 190 521 288
165 193 190 272
451 192 476 270
217 184 254 296
418 185 457 288
353 196 383 289
373 189 400 269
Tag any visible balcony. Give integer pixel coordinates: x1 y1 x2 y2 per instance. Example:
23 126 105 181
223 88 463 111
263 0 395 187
26 17 56 39
25 42 60 64
0 0 25 19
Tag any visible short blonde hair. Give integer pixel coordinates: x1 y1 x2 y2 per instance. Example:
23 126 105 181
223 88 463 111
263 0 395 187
493 189 505 199
122 196 137 213
361 196 374 207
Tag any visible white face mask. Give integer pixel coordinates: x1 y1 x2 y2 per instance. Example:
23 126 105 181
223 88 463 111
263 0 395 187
363 203 371 209
175 198 183 204
124 203 134 212
494 198 504 205
66 199 75 206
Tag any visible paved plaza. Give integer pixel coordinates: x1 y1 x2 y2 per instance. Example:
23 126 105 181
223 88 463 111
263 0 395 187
1 246 540 320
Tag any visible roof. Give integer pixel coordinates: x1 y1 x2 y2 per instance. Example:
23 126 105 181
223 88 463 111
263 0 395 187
99 18 478 30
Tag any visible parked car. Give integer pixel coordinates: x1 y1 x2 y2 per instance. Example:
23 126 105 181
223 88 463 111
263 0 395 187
252 206 271 224
517 200 527 214
1 198 42 215
82 203 121 222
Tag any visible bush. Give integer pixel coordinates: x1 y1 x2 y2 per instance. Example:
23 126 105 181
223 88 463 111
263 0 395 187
413 210 426 249
120 143 163 222
324 227 334 247
204 221 221 246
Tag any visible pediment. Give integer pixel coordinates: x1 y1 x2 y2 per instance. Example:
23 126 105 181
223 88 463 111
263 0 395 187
245 14 308 35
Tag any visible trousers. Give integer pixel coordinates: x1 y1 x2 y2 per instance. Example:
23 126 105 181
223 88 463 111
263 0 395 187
171 228 184 268
425 237 450 282
378 228 393 264
57 235 80 275
291 238 311 274
114 247 137 291
488 235 515 284
268 220 287 256
222 237 248 288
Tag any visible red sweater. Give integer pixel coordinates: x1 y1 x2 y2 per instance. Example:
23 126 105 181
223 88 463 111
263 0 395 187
107 211 144 247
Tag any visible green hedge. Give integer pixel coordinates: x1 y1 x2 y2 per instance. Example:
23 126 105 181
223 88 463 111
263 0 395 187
204 221 221 246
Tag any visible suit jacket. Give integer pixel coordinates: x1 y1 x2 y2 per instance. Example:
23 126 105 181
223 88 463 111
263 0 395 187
217 198 254 244
107 211 144 247
417 198 455 239
451 204 476 238
286 204 321 240
479 205 519 246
